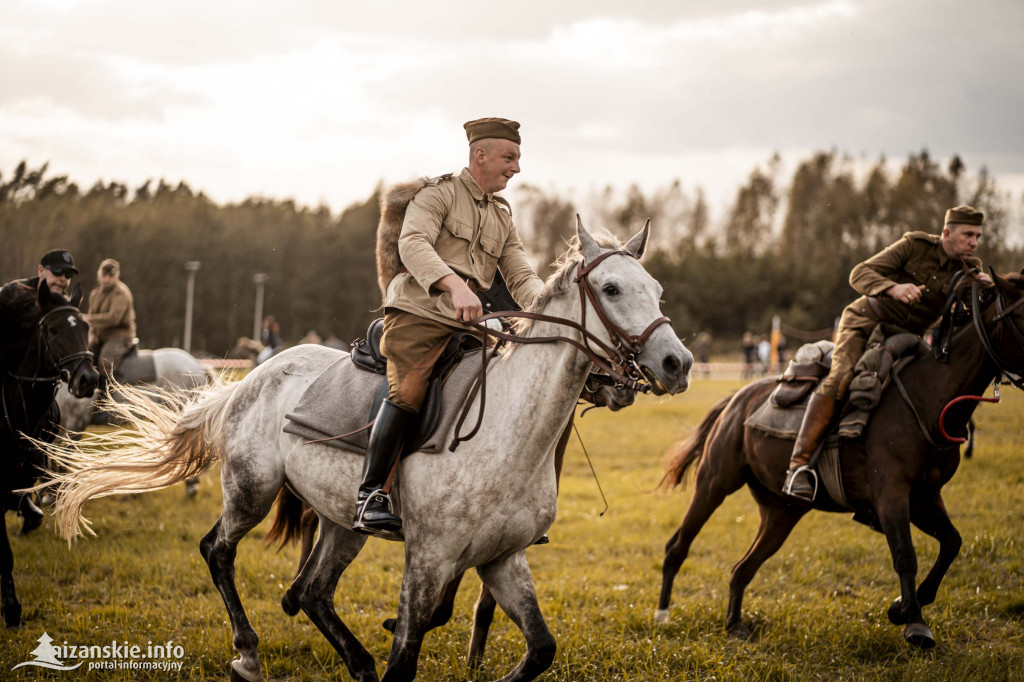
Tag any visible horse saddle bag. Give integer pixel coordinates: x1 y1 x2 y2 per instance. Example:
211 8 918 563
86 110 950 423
770 347 834 408
348 317 483 452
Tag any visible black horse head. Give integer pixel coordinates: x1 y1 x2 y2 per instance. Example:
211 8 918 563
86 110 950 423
32 282 98 398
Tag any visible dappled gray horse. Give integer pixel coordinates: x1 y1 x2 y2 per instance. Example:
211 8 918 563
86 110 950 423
39 219 691 682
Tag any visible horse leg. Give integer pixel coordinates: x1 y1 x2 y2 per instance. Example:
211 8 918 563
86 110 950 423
476 552 556 682
876 494 935 649
0 513 21 628
296 505 319 576
382 571 464 635
725 500 805 640
467 582 498 669
657 458 744 623
199 474 282 681
381 559 450 682
907 492 961 609
288 518 377 682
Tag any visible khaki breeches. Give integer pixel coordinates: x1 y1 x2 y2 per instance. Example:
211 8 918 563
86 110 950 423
380 310 478 412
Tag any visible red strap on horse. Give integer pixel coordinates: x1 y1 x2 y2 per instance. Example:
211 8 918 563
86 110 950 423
939 385 1000 444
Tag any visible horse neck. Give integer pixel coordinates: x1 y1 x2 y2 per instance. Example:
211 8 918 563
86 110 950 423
480 289 592 450
3 335 57 434
906 320 996 415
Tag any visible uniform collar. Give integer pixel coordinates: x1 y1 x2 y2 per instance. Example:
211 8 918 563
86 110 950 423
459 168 496 203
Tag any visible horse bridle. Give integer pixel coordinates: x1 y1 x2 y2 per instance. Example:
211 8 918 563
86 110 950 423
470 249 672 391
448 249 672 451
971 279 1024 390
8 304 95 385
3 304 93 438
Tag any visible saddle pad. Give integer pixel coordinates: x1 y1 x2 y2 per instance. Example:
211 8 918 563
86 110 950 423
745 398 805 440
117 351 157 384
283 354 481 454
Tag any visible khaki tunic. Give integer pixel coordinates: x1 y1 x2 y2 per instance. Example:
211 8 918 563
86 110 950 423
818 231 982 398
86 280 137 377
384 168 545 325
381 169 544 411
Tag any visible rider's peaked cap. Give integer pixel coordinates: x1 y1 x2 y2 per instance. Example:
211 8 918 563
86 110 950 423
464 118 521 145
40 249 79 275
944 205 984 227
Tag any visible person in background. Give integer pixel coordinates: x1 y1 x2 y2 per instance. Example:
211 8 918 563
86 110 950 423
84 258 136 385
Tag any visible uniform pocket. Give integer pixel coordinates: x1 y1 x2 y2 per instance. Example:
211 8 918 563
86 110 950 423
436 218 474 276
479 232 504 260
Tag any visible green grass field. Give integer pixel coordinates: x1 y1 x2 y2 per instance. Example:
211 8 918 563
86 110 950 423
3 379 1023 680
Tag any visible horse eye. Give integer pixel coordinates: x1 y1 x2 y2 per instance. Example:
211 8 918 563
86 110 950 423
603 283 620 297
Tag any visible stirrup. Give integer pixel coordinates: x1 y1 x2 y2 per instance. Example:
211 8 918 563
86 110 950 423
783 465 818 501
352 488 401 535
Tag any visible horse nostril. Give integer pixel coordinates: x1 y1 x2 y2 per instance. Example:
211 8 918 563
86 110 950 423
663 354 681 375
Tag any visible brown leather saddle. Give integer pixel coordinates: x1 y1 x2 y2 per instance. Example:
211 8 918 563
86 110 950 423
769 348 834 408
349 318 483 454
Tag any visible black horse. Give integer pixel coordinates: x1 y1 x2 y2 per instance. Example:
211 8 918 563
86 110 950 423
657 272 1024 649
2 282 97 628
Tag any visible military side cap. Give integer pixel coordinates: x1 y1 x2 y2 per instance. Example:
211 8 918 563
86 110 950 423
464 117 521 145
945 204 984 226
40 249 79 275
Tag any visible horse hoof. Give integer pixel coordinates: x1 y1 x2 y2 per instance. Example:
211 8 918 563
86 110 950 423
728 622 754 641
230 659 260 682
382 617 397 633
887 597 907 625
904 622 935 650
3 605 23 629
281 591 300 617
653 609 670 625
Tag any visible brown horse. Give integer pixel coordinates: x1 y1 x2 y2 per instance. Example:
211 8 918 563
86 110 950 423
265 373 636 667
656 272 1024 650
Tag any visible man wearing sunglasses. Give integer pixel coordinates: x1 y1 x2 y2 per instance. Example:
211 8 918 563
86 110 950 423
0 249 81 533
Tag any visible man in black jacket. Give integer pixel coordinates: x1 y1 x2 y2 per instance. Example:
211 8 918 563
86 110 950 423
0 249 81 533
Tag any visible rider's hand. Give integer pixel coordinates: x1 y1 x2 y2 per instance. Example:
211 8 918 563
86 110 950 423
437 274 484 323
887 283 925 305
974 272 994 286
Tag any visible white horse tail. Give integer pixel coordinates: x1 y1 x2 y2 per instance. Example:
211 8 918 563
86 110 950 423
33 378 239 543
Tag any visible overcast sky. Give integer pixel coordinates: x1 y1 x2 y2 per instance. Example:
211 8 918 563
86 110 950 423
3 0 1023 221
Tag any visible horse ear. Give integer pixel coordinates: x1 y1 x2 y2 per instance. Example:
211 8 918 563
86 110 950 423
70 283 83 308
37 279 52 307
624 218 651 260
576 215 602 262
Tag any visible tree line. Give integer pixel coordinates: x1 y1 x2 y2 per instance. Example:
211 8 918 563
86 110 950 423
2 151 1019 356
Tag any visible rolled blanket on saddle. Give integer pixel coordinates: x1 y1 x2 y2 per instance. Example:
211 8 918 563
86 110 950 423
839 324 930 438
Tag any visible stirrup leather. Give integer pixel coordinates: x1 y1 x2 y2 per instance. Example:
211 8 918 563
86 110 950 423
784 465 819 500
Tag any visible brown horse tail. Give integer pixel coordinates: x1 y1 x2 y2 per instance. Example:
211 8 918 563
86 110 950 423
657 394 732 491
263 487 306 551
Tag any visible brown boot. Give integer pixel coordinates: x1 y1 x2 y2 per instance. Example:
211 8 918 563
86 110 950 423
783 392 837 502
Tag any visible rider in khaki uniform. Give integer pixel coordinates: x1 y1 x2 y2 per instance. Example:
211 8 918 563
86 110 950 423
783 205 989 501
353 118 546 536
84 258 136 384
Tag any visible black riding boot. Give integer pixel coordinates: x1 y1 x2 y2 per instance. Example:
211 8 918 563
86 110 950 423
352 399 415 536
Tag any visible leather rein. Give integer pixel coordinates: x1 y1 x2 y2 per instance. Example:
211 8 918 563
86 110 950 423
925 277 1024 444
448 249 671 451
